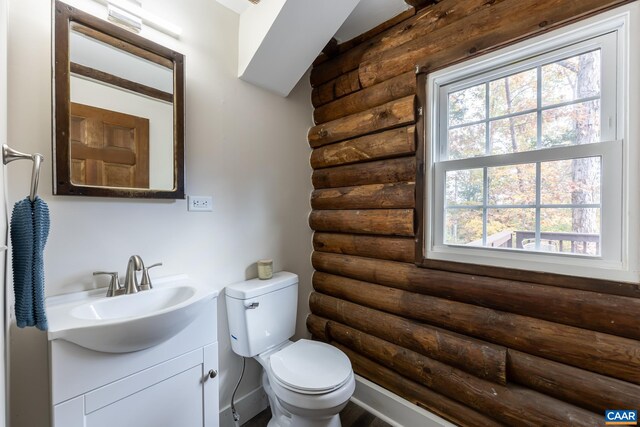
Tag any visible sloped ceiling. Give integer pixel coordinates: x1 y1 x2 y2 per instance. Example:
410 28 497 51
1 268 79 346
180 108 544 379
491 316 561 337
216 0 249 14
215 0 410 96
334 0 410 43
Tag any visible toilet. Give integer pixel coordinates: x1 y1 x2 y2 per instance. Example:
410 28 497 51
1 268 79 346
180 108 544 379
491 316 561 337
225 272 355 427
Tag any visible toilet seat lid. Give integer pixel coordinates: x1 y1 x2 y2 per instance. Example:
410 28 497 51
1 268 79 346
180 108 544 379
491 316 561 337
270 339 352 392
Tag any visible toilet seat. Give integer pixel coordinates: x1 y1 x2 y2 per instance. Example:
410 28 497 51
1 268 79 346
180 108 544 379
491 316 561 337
269 339 352 395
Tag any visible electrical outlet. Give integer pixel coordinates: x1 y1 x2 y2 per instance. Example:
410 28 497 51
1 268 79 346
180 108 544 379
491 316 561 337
188 196 212 212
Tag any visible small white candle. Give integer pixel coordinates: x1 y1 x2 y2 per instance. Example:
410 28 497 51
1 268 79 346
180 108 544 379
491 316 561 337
257 259 273 280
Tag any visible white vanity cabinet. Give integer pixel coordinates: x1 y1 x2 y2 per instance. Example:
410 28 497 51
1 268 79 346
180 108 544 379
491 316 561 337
49 295 219 427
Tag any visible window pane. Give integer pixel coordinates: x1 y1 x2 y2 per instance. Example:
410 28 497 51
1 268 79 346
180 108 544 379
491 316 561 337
541 100 600 147
541 158 601 205
542 50 601 107
486 208 536 249
448 123 486 160
446 169 483 206
489 113 537 154
488 164 536 205
445 209 483 245
448 84 486 127
489 69 537 117
540 208 600 255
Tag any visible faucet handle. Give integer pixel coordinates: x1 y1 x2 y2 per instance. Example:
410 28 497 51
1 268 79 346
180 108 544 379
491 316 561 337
93 271 123 297
139 262 162 291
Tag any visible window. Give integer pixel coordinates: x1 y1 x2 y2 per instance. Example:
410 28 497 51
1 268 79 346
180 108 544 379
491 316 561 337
423 10 638 282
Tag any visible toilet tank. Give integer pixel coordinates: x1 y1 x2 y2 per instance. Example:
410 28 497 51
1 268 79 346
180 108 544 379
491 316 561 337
225 272 298 357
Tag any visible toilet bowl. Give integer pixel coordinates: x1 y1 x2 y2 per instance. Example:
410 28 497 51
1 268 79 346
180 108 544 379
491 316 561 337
225 273 355 427
257 339 356 427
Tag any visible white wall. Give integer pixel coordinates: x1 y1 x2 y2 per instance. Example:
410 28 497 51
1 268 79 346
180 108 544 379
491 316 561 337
71 75 174 189
0 0 8 425
6 0 313 425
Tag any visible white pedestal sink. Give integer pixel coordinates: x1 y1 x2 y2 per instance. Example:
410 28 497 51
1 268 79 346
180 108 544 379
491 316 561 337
47 274 218 353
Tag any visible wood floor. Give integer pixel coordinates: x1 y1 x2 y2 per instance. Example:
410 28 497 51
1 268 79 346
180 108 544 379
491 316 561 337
243 401 391 427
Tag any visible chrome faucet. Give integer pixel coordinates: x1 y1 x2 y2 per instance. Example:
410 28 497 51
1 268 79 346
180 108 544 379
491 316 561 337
139 262 163 290
93 271 123 297
124 255 145 294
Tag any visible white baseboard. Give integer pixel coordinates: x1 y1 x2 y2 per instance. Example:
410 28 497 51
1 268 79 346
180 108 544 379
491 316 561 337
218 376 454 427
350 375 456 427
219 386 270 427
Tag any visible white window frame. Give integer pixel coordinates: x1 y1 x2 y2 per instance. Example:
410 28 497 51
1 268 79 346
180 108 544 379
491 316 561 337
424 6 639 282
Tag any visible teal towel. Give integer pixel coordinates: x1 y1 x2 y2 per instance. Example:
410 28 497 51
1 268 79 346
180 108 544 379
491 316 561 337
10 196 50 331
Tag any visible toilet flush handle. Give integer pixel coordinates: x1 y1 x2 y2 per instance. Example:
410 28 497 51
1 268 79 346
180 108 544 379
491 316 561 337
244 301 259 309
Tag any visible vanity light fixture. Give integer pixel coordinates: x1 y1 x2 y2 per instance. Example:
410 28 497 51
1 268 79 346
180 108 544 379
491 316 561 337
104 0 183 38
107 2 142 33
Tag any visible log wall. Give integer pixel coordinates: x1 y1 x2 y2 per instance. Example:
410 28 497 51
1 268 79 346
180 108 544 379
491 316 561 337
306 1 640 425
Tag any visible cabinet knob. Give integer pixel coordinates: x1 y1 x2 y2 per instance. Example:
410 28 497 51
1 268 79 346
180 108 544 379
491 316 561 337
208 369 217 379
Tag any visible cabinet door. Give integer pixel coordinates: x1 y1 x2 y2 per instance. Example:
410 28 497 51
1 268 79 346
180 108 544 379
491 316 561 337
204 343 219 427
53 396 84 427
53 346 220 427
86 364 203 427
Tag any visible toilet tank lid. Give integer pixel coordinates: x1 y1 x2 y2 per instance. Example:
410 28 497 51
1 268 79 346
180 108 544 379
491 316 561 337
225 271 298 300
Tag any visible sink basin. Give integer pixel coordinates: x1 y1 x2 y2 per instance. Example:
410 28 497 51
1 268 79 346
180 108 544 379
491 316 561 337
71 286 197 320
47 275 218 353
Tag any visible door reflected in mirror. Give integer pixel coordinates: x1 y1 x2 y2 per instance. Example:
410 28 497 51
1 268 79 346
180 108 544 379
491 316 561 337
53 1 184 199
69 103 151 188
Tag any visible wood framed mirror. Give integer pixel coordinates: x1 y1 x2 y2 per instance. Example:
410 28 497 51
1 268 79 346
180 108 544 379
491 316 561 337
53 1 184 199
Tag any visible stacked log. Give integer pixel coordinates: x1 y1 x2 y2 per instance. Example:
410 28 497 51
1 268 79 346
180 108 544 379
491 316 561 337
306 0 639 425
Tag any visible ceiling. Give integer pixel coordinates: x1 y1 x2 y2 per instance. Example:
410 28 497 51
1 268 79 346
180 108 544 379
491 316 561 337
334 0 410 43
215 0 250 14
214 0 412 96
215 0 411 43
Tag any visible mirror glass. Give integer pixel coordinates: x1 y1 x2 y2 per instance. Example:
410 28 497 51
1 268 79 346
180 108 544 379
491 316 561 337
54 1 184 199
